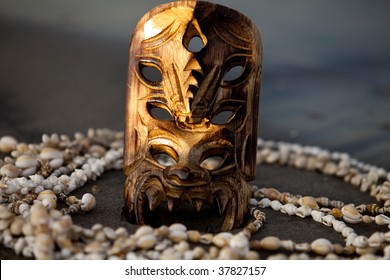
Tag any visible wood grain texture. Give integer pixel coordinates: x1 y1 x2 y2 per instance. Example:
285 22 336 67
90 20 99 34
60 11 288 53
123 0 262 231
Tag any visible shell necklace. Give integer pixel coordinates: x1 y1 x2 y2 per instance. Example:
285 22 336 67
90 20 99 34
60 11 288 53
0 129 389 260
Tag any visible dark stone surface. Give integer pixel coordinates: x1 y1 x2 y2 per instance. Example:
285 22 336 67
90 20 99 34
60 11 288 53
1 0 389 259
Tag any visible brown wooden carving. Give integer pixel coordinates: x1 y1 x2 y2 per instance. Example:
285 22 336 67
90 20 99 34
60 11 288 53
123 0 262 231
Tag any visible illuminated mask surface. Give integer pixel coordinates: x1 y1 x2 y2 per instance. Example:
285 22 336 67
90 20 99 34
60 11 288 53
124 0 262 231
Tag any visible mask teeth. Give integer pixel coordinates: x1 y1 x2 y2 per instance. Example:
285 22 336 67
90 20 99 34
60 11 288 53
133 178 244 231
192 198 203 212
134 193 146 225
144 184 166 211
214 189 230 216
220 197 237 232
167 196 176 212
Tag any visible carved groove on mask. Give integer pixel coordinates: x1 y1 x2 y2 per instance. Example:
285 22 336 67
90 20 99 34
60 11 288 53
213 25 253 51
148 128 181 146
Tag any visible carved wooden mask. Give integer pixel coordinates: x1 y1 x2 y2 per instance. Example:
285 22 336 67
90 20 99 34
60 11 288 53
124 0 262 231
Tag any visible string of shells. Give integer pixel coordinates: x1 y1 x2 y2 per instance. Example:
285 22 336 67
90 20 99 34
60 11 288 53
0 129 389 260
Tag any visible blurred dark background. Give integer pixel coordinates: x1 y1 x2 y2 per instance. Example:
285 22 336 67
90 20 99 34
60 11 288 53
1 0 389 169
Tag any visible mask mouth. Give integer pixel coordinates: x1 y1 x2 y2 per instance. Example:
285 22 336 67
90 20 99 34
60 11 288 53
123 171 250 232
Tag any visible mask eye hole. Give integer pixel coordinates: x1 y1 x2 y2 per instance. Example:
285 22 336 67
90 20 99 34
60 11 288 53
223 65 244 82
147 103 173 121
200 156 225 171
150 145 178 167
139 62 163 85
155 153 177 166
211 110 234 125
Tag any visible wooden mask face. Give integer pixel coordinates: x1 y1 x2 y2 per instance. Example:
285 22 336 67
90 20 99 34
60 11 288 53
124 0 262 231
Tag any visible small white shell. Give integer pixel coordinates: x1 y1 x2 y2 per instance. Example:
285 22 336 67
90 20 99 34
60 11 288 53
298 196 319 209
160 248 181 260
321 215 335 226
0 164 21 178
84 241 106 254
21 166 38 177
296 205 312 218
0 136 18 153
103 227 116 240
257 198 270 208
41 198 57 210
135 225 153 238
267 253 288 260
346 233 358 246
81 193 96 212
249 198 258 206
136 234 157 249
187 230 201 243
269 200 282 211
169 223 187 232
34 233 54 260
212 232 233 248
13 237 26 255
356 247 378 256
22 223 33 236
218 247 240 260
49 158 64 169
0 219 12 230
4 182 20 197
368 232 384 247
374 214 390 225
323 162 337 175
360 179 371 192
265 151 279 163
15 155 38 169
37 190 56 201
295 242 310 252
91 223 103 232
281 203 297 216
259 236 281 251
30 203 50 228
169 230 187 243
294 155 307 169
341 227 355 238
40 147 63 160
341 204 362 224
190 246 204 260
18 203 29 216
384 231 390 242
350 174 362 186
332 219 347 233
261 188 281 200
352 235 368 248
229 233 249 256
383 245 390 260
174 240 190 254
310 238 333 255
311 210 324 222
196 232 211 246
281 240 295 250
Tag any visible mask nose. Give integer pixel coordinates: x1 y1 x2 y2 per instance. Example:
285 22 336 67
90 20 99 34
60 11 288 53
165 164 210 186
169 167 190 180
